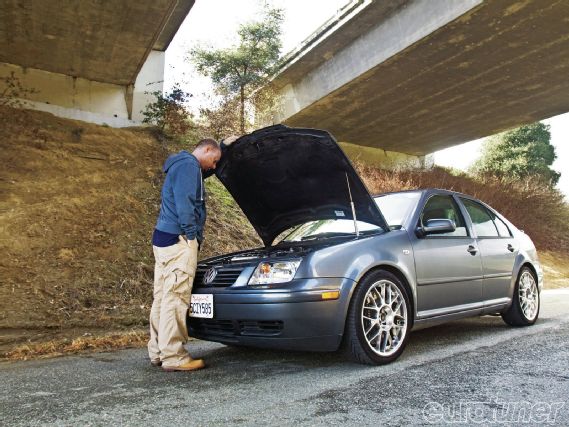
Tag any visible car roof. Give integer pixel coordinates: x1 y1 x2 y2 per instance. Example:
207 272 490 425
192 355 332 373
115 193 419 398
373 189 424 197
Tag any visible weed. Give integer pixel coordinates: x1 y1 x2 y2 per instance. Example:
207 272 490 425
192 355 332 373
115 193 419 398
71 127 84 143
0 71 39 108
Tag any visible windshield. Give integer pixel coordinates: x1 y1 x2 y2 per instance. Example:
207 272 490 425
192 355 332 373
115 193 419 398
277 219 382 243
374 191 421 229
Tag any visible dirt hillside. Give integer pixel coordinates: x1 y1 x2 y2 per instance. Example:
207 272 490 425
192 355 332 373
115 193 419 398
0 106 259 338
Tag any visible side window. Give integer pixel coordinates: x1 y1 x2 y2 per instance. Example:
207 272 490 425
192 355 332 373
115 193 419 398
419 195 468 237
493 216 512 237
461 198 499 237
488 210 512 237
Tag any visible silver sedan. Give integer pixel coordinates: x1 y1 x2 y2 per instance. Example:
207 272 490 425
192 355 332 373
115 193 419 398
187 126 542 365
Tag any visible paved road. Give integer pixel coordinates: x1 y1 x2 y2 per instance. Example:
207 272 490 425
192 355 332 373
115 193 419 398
1 290 568 426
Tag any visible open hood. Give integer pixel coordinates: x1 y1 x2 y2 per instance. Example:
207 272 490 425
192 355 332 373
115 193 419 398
215 125 389 246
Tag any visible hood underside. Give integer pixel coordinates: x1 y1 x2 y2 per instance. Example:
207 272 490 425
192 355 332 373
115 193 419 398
215 125 388 246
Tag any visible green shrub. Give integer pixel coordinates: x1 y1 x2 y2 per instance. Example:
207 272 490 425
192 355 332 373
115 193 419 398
142 86 194 139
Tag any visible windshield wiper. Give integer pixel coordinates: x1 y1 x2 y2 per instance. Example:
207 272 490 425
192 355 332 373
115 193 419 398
300 232 355 241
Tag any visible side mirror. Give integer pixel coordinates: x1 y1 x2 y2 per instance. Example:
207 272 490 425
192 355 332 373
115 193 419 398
416 219 456 237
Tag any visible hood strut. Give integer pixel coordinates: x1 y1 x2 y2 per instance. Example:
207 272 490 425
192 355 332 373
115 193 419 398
346 173 359 237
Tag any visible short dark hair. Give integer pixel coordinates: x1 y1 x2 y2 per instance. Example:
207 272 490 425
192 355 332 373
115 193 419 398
195 138 220 151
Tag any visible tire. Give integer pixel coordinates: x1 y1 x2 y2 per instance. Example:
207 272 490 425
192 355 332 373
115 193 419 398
502 266 540 326
343 270 412 365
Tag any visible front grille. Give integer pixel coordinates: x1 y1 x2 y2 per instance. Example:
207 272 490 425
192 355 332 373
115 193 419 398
189 319 235 338
194 266 245 287
189 319 284 338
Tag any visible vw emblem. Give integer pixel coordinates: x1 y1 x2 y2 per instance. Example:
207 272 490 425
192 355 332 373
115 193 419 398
203 267 217 285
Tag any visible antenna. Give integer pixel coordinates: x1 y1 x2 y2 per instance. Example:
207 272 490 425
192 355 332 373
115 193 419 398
346 173 359 237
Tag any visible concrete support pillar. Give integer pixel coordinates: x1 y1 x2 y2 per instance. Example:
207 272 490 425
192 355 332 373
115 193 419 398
125 84 134 120
131 50 165 122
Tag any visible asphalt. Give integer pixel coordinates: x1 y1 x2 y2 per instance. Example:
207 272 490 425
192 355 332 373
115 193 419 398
1 289 568 426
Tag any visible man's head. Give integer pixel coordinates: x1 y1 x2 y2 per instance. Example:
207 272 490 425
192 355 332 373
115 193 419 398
193 138 222 171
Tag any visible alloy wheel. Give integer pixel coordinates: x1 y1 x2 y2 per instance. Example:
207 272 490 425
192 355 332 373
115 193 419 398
519 270 539 321
360 280 408 357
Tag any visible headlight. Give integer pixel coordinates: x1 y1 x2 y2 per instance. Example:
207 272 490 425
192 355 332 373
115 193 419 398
248 260 301 285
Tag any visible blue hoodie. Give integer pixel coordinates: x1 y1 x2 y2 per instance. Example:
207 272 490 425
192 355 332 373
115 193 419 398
155 151 206 242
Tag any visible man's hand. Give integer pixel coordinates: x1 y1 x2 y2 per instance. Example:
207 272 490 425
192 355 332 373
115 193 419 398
222 135 240 146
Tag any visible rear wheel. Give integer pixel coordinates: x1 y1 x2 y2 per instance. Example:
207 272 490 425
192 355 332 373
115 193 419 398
343 270 411 365
502 266 540 326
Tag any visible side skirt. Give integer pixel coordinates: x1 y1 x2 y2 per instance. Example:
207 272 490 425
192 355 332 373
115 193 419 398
412 298 511 330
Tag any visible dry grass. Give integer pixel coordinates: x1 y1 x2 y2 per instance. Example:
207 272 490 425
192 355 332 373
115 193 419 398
2 330 148 361
0 106 163 329
199 176 262 259
539 251 569 288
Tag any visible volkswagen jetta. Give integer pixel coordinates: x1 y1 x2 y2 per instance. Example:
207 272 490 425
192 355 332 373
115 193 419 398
187 125 542 365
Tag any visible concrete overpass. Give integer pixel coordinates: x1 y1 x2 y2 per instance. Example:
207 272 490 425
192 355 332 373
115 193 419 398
0 0 194 126
272 0 569 157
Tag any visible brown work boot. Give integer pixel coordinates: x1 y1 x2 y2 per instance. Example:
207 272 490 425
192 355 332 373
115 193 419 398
162 359 205 372
150 359 162 367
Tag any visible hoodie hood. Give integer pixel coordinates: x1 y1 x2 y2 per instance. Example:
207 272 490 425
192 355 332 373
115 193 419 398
163 150 198 173
215 125 389 246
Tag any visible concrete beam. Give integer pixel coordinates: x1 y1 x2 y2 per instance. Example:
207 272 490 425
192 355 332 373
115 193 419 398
0 51 165 127
0 0 194 86
0 62 130 119
153 0 195 51
273 0 569 155
0 49 164 126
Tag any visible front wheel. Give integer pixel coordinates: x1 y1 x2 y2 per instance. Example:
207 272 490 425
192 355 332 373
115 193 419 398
502 266 540 326
343 270 411 365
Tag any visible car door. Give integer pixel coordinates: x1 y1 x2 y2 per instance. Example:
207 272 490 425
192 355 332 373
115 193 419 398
411 193 484 317
459 198 516 303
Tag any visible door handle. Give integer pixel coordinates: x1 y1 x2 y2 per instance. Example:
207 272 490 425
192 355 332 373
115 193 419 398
507 244 515 252
467 245 478 255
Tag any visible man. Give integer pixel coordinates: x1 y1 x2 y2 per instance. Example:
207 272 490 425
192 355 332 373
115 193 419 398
148 136 238 372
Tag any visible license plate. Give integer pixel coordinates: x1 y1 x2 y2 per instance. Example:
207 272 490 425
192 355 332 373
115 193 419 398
189 294 214 318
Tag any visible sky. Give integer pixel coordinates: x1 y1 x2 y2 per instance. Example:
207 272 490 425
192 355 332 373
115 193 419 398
164 0 348 109
165 0 568 197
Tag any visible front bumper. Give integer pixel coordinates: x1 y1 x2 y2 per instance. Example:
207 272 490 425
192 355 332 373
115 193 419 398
187 277 355 352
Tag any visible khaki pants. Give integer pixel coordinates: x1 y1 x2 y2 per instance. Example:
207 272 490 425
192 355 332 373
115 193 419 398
148 236 199 367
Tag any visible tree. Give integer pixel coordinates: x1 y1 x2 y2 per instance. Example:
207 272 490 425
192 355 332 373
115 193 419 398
472 122 560 186
190 4 283 133
195 90 241 140
142 85 194 138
